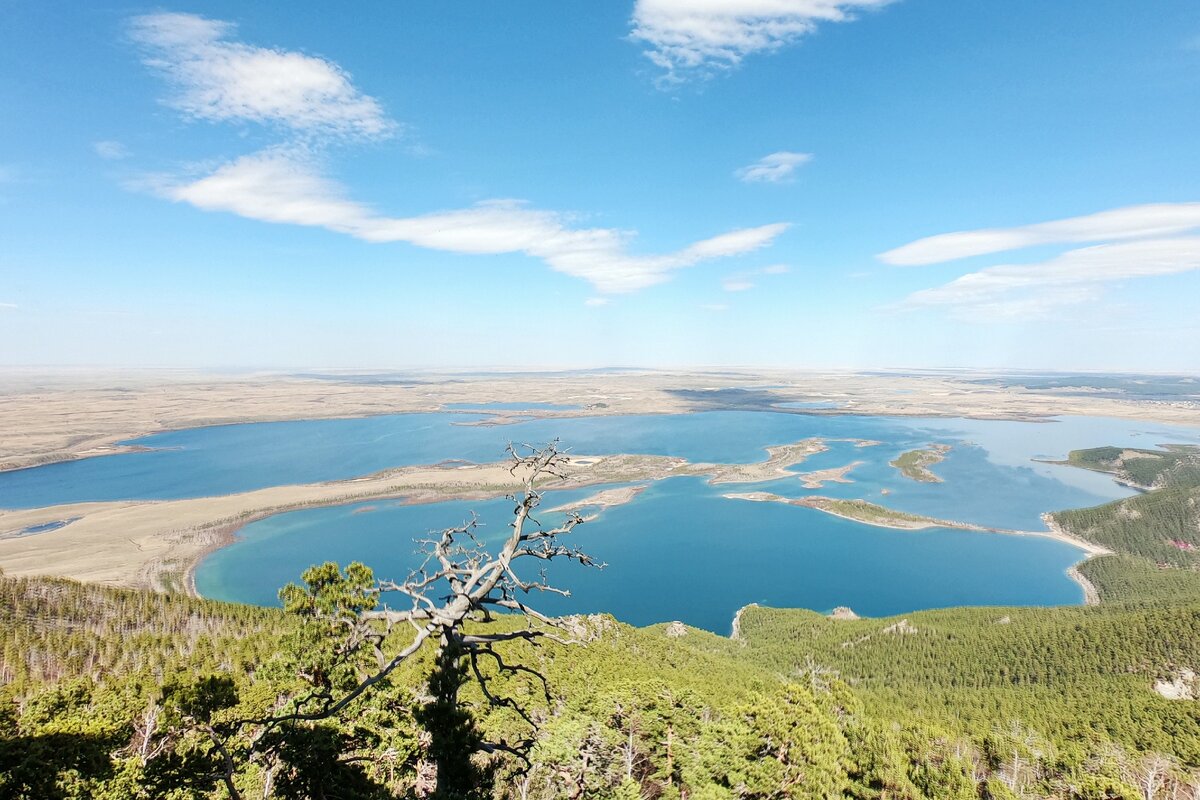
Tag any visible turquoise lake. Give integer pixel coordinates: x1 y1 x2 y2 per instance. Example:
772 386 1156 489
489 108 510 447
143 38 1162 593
4 410 1199 632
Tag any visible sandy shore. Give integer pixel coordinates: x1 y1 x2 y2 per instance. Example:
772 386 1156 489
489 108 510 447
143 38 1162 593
3 367 1198 474
730 602 758 640
1066 566 1102 606
1038 514 1114 558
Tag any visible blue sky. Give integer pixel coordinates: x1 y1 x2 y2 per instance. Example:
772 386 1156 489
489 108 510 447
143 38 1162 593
2 1 1199 370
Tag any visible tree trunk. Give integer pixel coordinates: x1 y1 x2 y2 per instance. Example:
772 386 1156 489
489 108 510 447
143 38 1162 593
414 632 487 800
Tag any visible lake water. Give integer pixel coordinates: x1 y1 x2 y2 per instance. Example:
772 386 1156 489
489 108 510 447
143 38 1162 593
195 478 1089 633
4 410 1199 631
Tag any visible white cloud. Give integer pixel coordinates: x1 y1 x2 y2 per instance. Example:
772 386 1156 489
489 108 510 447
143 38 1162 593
0 302 17 310
129 12 393 139
761 263 790 274
722 279 755 291
735 151 812 183
631 0 894 81
584 297 611 307
152 148 789 293
898 237 1200 320
127 12 790 294
93 141 129 160
700 303 729 312
880 202 1200 266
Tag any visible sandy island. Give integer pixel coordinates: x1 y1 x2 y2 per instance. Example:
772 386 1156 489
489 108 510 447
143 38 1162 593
548 485 650 517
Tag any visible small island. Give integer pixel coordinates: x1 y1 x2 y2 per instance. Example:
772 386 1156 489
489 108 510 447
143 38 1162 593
890 444 952 482
725 492 982 530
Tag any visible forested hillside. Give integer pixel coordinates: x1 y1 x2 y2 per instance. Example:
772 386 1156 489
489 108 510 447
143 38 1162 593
3 444 1200 798
1063 445 1200 490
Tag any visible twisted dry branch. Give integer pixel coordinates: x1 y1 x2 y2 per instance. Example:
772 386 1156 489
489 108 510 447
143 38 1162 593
239 441 603 750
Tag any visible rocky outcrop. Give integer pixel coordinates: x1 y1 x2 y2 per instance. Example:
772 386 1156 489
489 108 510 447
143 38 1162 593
1154 669 1198 700
664 621 688 638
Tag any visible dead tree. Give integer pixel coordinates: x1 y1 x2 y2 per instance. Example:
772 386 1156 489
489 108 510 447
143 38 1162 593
245 441 603 797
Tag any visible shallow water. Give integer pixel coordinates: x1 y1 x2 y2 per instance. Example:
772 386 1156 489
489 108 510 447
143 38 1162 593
14 518 77 536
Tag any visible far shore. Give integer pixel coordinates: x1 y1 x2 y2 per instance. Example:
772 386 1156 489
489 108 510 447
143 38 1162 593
4 368 1199 475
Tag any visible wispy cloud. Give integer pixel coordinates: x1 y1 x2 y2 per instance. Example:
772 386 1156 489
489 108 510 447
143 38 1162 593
631 0 894 82
721 263 791 292
93 141 130 160
898 237 1200 320
150 148 788 293
879 202 1200 266
584 297 611 307
735 151 812 183
700 303 729 312
0 302 17 310
129 12 394 139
